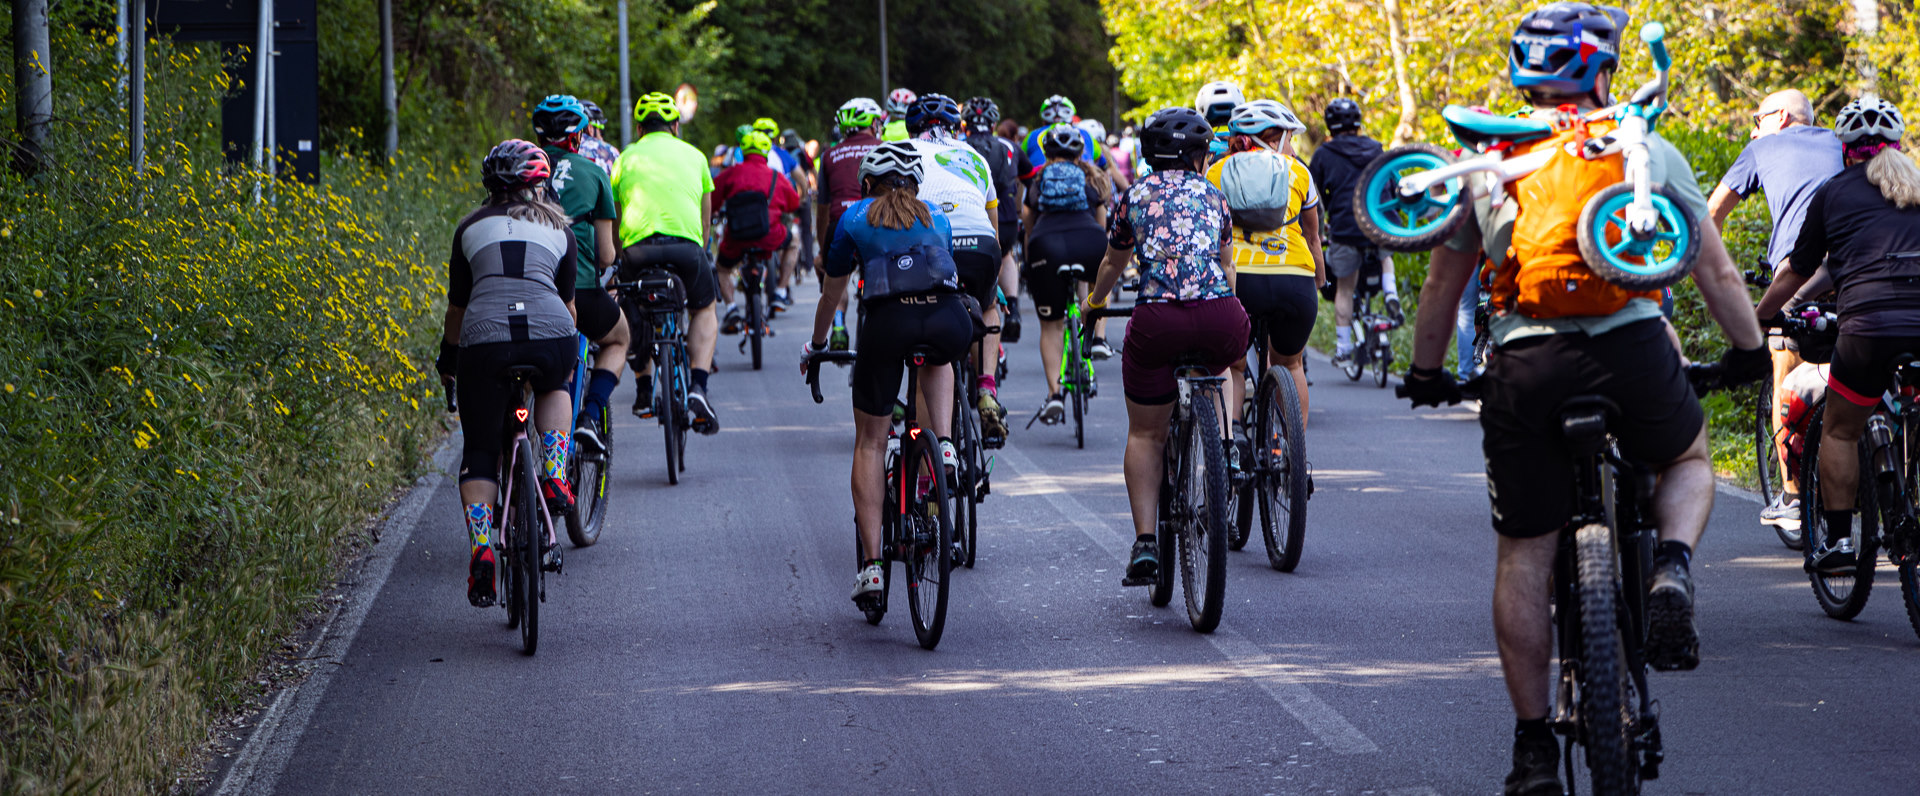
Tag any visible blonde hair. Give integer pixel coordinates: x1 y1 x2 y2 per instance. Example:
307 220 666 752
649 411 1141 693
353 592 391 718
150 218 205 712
483 186 570 229
1866 147 1920 209
865 179 933 230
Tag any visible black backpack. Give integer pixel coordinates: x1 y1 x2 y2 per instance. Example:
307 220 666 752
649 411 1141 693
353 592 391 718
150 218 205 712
722 170 778 241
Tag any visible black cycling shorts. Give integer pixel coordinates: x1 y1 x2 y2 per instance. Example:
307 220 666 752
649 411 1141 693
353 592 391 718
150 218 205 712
620 235 718 310
1828 333 1920 407
850 294 973 417
457 336 576 485
575 283 622 341
950 235 1003 307
1479 318 1703 538
1235 273 1318 357
1023 228 1105 320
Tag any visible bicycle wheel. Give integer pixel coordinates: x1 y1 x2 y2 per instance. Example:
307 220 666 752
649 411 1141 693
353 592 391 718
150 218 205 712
513 437 543 655
902 433 953 649
1343 320 1365 381
1150 448 1176 608
1258 367 1310 572
1180 393 1230 633
1799 408 1879 619
660 371 681 486
565 431 610 547
956 387 982 569
1372 342 1390 389
1749 377 1800 548
747 290 764 371
1573 522 1639 796
672 352 690 475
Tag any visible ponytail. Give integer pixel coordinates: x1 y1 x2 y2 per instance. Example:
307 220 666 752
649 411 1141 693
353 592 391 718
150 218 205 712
865 178 933 230
1864 145 1920 210
485 185 570 229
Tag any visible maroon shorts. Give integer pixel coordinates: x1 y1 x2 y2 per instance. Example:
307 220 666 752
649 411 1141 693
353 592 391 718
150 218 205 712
1120 297 1251 405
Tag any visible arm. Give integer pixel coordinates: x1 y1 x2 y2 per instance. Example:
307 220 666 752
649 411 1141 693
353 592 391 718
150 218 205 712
1089 245 1133 302
701 190 714 243
1300 205 1326 289
442 307 464 346
594 218 617 273
813 204 832 267
812 274 851 347
1691 220 1764 350
1707 183 1743 230
1410 245 1478 370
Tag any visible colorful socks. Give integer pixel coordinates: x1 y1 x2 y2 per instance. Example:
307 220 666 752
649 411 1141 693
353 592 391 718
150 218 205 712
541 429 570 480
464 502 493 548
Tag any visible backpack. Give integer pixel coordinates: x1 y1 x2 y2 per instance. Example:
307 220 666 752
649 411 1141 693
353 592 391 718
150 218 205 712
1219 148 1296 231
1486 119 1661 319
1035 162 1090 213
860 243 961 301
722 170 778 241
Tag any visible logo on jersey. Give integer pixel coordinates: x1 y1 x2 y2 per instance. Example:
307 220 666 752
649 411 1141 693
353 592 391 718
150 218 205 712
896 255 913 270
550 158 574 191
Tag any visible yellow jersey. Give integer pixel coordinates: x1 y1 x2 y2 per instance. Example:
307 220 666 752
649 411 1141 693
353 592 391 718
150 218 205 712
1204 153 1319 278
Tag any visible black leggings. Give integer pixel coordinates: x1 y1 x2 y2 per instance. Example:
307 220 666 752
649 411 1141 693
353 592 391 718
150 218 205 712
456 336 575 484
850 295 973 416
1236 273 1318 356
1024 227 1106 320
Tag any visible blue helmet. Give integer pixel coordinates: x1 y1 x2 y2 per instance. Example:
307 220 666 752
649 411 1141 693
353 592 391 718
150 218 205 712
905 93 962 135
1507 3 1629 99
531 94 590 141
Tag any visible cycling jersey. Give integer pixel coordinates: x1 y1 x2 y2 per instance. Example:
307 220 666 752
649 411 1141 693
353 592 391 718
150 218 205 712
1020 126 1107 179
1789 162 1920 337
816 131 883 237
1204 152 1319 277
611 131 714 247
966 132 1022 225
448 205 578 345
721 145 792 177
823 198 958 299
579 136 621 177
712 153 802 259
1107 170 1233 302
882 119 910 142
1308 133 1385 247
540 144 618 289
903 136 999 241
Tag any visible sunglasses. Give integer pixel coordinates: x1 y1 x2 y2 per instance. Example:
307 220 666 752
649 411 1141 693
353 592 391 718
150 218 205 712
1752 108 1786 128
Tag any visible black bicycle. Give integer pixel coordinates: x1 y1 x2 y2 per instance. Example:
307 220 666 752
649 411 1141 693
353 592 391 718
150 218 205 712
1341 263 1399 388
564 333 611 548
734 248 776 370
1232 315 1310 572
1093 306 1230 633
616 268 691 485
448 367 559 655
950 317 999 569
807 347 954 649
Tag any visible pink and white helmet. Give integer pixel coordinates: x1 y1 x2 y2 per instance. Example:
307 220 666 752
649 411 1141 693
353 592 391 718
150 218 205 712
885 88 918 118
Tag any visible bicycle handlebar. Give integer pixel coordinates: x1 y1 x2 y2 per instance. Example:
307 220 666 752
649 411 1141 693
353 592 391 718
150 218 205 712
804 350 859 403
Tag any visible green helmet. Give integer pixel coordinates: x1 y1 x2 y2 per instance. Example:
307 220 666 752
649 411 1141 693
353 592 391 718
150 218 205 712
633 91 680 124
740 130 774 156
1040 95 1076 124
735 124 755 144
752 117 779 137
836 98 883 131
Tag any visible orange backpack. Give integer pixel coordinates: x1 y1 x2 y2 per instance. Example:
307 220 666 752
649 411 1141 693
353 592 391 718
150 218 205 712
1486 117 1662 319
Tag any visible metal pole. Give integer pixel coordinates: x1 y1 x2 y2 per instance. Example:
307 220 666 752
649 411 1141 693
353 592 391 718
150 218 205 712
251 0 271 172
130 0 145 171
267 37 277 180
877 0 888 99
618 0 632 146
380 0 396 161
12 0 52 172
116 0 127 95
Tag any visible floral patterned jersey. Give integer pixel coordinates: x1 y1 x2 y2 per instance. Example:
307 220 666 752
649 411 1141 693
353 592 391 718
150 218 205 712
1106 169 1234 301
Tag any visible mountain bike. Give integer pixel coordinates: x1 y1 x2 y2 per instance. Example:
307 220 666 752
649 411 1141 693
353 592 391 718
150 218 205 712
617 268 691 485
564 333 611 547
1093 306 1230 633
1026 263 1098 448
734 248 776 370
1234 314 1310 572
807 347 954 649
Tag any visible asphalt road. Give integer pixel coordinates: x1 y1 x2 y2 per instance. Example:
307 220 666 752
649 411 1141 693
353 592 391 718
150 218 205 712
217 288 1920 795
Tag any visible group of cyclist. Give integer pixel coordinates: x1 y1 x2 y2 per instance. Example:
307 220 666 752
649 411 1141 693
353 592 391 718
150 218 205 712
430 0 1920 790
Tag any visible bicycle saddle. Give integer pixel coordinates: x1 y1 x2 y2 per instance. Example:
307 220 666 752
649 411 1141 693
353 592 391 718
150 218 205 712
1443 105 1554 151
906 344 943 366
503 365 543 382
1892 353 1920 382
1557 395 1620 455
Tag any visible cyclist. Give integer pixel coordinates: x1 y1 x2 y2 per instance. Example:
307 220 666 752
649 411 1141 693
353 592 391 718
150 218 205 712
1394 7 1765 793
1081 106 1248 585
1021 95 1107 178
577 99 622 175
1022 123 1114 422
749 118 814 311
903 93 1010 447
1309 97 1404 367
436 140 579 607
1194 80 1244 161
781 127 819 300
1207 100 1324 444
531 95 629 446
802 142 971 601
611 91 724 434
712 130 802 334
1707 89 1844 529
1756 97 1920 571
882 88 916 142
964 96 1027 347
816 98 888 349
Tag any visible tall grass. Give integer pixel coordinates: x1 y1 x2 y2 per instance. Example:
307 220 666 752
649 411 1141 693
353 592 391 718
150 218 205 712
0 25 474 794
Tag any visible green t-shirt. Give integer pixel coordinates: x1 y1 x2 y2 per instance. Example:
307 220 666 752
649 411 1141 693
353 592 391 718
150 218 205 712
541 145 618 288
611 131 714 247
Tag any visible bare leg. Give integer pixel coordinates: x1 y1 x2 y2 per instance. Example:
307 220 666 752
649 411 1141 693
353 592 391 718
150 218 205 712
1273 350 1309 426
916 365 956 440
1652 427 1714 548
1038 317 1065 395
1818 395 1875 511
1772 345 1805 494
851 410 891 561
1493 533 1559 720
716 266 737 307
1123 398 1177 538
595 308 630 375
688 305 719 373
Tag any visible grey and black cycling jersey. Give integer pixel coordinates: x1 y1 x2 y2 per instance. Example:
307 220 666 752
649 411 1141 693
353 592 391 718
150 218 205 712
447 205 578 345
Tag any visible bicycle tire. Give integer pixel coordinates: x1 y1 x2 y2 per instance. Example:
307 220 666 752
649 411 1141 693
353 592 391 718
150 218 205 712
1230 477 1253 552
1352 143 1471 252
565 441 609 547
1150 460 1176 608
1181 393 1229 633
902 433 953 649
1576 183 1701 291
956 386 982 569
1343 320 1365 381
1573 522 1638 795
747 289 765 371
1372 343 1389 389
949 381 974 571
513 437 542 655
1258 367 1309 572
672 351 691 475
661 376 681 486
1799 408 1879 619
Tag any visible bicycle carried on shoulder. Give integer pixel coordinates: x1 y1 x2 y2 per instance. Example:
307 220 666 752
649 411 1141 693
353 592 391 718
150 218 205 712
616 267 692 485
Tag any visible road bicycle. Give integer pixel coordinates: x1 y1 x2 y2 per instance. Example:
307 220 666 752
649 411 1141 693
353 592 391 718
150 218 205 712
1092 306 1230 633
1340 254 1399 389
564 333 611 547
733 247 777 370
950 315 999 569
1233 314 1310 572
1025 263 1098 449
1355 23 1700 293
448 367 560 655
616 267 692 485
807 347 955 649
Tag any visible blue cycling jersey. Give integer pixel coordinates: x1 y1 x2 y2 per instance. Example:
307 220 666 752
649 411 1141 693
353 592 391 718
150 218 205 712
824 198 960 300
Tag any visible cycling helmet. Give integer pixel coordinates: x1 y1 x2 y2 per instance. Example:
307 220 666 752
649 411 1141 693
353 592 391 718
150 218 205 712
1323 97 1362 133
963 97 1001 134
780 129 804 150
1138 106 1214 165
752 117 779 137
886 88 918 117
579 99 607 129
1227 100 1305 137
906 93 962 135
734 124 755 144
633 91 681 124
740 130 774 156
1040 124 1086 159
837 97 883 131
1834 96 1906 144
1194 80 1245 127
1039 95 1076 125
858 141 923 185
482 139 551 193
531 94 589 140
1508 3 1630 99
1076 118 1107 144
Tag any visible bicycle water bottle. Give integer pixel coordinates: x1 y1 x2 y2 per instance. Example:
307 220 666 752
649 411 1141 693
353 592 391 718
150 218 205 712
1868 414 1899 482
885 435 901 490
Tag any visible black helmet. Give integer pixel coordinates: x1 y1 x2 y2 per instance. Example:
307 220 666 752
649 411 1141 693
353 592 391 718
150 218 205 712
1323 98 1363 133
1138 106 1213 166
962 97 1000 135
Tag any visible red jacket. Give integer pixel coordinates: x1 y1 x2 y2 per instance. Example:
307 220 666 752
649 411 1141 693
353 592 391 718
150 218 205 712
713 154 801 255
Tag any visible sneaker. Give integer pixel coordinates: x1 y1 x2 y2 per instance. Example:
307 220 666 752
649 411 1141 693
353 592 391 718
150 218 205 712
467 546 497 607
632 379 655 419
852 562 885 601
722 304 744 334
1645 556 1700 671
1002 301 1022 343
1760 494 1802 531
1810 536 1859 574
1122 536 1160 586
1503 734 1561 796
772 289 793 312
828 324 851 351
940 439 959 474
573 414 606 457
1332 348 1355 368
687 390 720 435
1089 337 1115 360
1039 394 1066 425
978 392 1008 449
1385 295 1405 326
542 476 576 516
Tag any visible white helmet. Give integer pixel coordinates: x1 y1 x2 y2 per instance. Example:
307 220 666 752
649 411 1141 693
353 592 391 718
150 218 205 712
858 141 923 185
1194 80 1245 126
1835 96 1906 145
1227 100 1305 136
1075 118 1107 144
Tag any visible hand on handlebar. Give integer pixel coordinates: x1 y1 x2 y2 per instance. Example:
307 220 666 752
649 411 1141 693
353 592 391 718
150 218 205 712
1716 345 1769 387
1396 365 1462 408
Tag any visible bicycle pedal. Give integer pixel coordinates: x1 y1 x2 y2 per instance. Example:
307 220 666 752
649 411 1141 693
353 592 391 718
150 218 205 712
1121 574 1158 588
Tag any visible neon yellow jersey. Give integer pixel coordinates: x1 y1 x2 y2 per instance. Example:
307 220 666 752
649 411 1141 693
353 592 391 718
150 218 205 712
1204 153 1319 278
881 120 910 142
611 131 714 246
